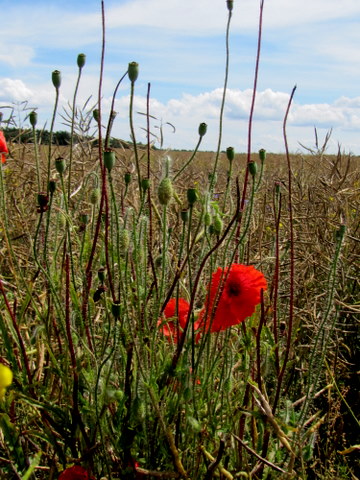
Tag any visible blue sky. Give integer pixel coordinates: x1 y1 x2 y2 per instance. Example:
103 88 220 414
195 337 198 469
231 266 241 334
1 0 360 153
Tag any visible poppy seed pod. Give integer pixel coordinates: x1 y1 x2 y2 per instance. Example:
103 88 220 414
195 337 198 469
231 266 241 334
158 177 173 205
248 161 258 177
124 172 131 185
49 179 57 194
77 53 86 69
29 111 37 128
141 177 150 192
52 70 61 89
227 0 234 11
55 157 66 174
104 150 116 172
259 148 266 162
112 302 121 319
128 62 139 83
187 188 198 206
226 146 235 163
198 122 207 137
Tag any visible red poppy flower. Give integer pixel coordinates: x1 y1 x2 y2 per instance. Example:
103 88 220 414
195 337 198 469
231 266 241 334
199 264 267 333
0 130 8 164
58 465 94 480
158 298 200 343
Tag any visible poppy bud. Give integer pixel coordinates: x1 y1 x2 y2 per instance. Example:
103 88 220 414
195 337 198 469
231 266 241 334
212 215 223 235
90 187 100 205
77 53 86 69
158 177 173 205
55 157 66 174
29 111 37 128
248 161 257 177
124 172 131 185
336 224 346 241
52 70 61 89
128 62 139 83
259 148 266 162
141 177 150 192
49 179 57 194
226 146 235 163
93 109 100 123
112 302 121 319
187 188 198 206
37 192 49 210
198 122 207 137
180 209 189 222
104 150 115 172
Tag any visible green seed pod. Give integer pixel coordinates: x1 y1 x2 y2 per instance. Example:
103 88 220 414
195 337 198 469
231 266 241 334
158 177 173 205
48 179 57 194
77 53 86 69
90 187 100 205
124 172 131 185
226 146 235 163
259 148 266 162
104 150 115 172
227 0 234 11
248 161 258 177
93 109 100 123
55 157 66 174
187 188 198 206
29 111 37 128
180 208 189 222
52 70 61 89
128 62 139 83
111 302 121 319
98 266 106 284
212 215 223 235
141 177 150 192
198 122 207 137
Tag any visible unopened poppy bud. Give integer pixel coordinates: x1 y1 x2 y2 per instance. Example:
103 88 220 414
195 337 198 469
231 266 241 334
90 187 100 205
336 224 346 241
55 157 66 174
49 179 57 194
29 111 37 128
52 70 61 89
213 215 223 235
141 177 150 192
128 62 139 83
104 150 115 172
158 177 173 205
204 211 211 226
124 172 131 185
93 109 100 123
180 209 188 222
112 302 121 319
259 148 266 162
187 188 198 206
248 161 257 177
226 146 235 162
198 122 207 137
98 266 106 284
227 0 234 11
77 53 86 69
119 228 130 251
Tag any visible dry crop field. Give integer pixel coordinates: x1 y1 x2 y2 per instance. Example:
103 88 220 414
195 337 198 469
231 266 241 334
0 137 359 479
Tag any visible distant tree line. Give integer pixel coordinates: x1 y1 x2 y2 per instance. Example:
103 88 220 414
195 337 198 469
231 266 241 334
2 127 155 150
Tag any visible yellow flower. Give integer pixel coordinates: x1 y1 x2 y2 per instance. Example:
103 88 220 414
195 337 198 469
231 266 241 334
0 364 13 399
